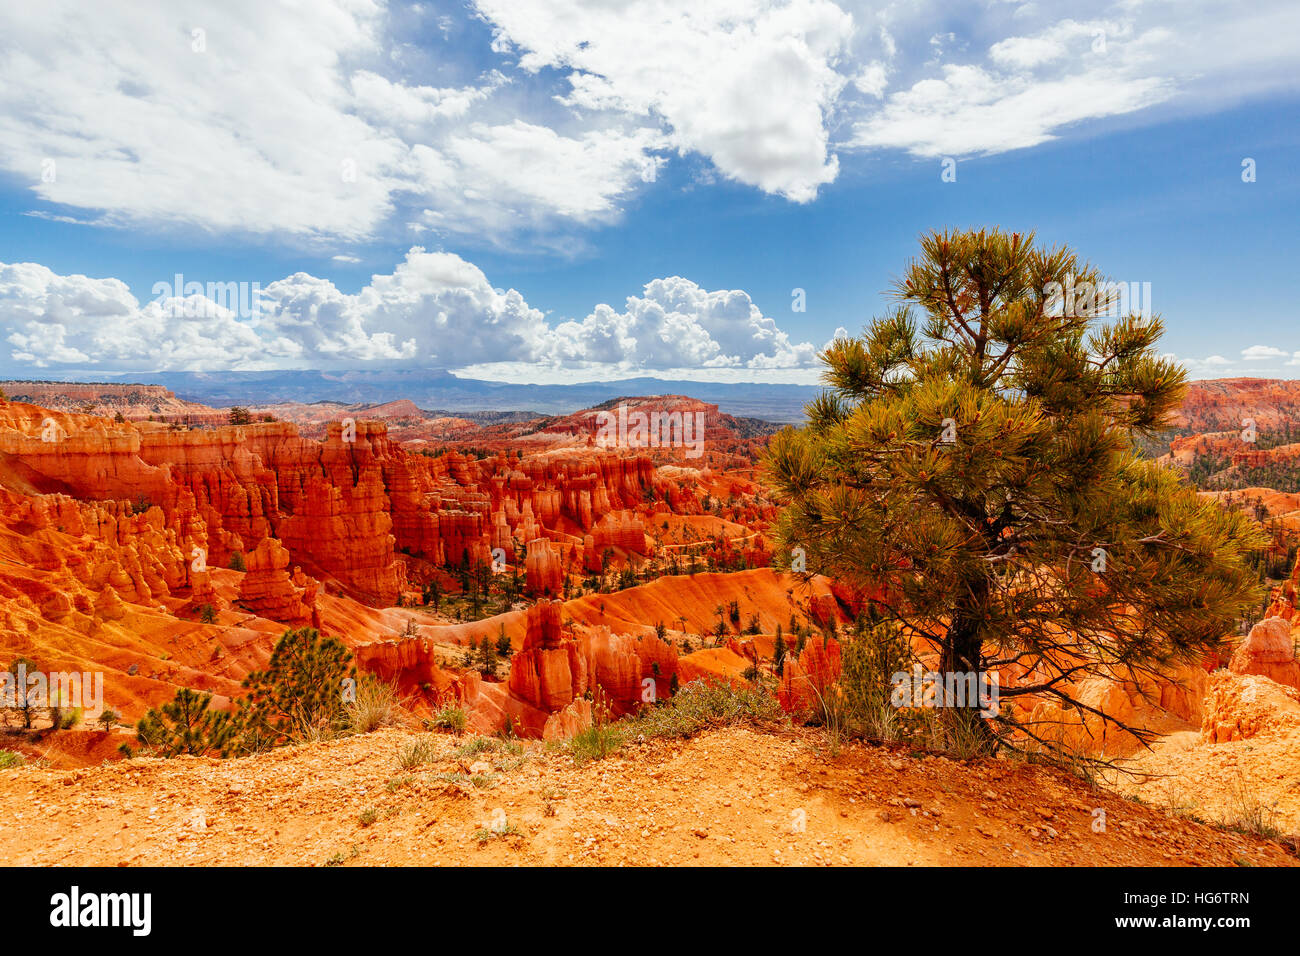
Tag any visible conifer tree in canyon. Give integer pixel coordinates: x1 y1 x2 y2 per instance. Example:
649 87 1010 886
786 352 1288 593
766 228 1265 753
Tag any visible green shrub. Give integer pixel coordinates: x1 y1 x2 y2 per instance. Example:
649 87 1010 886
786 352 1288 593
629 679 783 740
474 823 519 843
426 705 467 735
836 620 914 742
124 687 239 758
345 675 400 734
455 736 522 759
569 723 624 765
0 750 25 769
396 736 440 770
433 770 499 789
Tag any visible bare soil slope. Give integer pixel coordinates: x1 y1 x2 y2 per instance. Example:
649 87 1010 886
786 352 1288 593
1 726 1292 867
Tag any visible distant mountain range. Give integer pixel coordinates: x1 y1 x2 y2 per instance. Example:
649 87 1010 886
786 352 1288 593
138 369 820 422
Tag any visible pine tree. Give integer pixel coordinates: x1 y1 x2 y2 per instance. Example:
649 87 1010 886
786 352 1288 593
5 657 39 729
773 625 787 676
480 636 499 678
765 227 1265 753
423 577 441 610
126 687 238 758
241 627 355 744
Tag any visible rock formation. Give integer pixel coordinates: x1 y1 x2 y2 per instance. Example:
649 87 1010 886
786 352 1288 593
237 537 320 629
1229 616 1300 690
1202 669 1300 743
525 538 564 597
507 602 585 712
778 637 841 713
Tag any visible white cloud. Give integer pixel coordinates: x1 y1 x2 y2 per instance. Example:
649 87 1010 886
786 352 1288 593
853 62 890 99
0 0 404 241
851 62 1168 158
1242 344 1289 361
1 262 280 370
1 0 1297 251
349 69 502 132
1163 348 1300 380
986 19 1110 70
988 35 1068 69
0 0 658 246
473 0 856 202
551 277 820 372
0 253 822 379
849 2 1300 158
428 121 664 229
824 326 851 348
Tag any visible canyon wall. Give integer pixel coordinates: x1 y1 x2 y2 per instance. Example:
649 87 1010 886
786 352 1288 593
0 403 664 609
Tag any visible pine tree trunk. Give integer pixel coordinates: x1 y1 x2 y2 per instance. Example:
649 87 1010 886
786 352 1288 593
940 578 996 752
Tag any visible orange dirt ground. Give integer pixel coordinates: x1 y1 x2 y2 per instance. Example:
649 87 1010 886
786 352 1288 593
0 726 1292 867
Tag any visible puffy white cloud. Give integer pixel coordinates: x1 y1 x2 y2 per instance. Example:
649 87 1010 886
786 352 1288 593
853 62 891 99
349 70 503 132
1242 345 1289 361
0 0 405 241
552 277 820 373
1 262 281 370
986 19 1110 70
0 253 822 378
473 0 856 202
824 326 851 348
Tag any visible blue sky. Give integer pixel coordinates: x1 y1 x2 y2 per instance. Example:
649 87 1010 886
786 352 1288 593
0 0 1297 384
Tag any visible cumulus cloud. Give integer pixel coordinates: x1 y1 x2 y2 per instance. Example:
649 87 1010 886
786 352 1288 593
2 0 1298 245
1 262 281 370
349 69 503 132
551 277 820 372
0 1 403 241
853 62 891 99
1242 344 1289 361
417 121 665 236
472 0 856 202
0 253 822 379
986 19 1111 70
